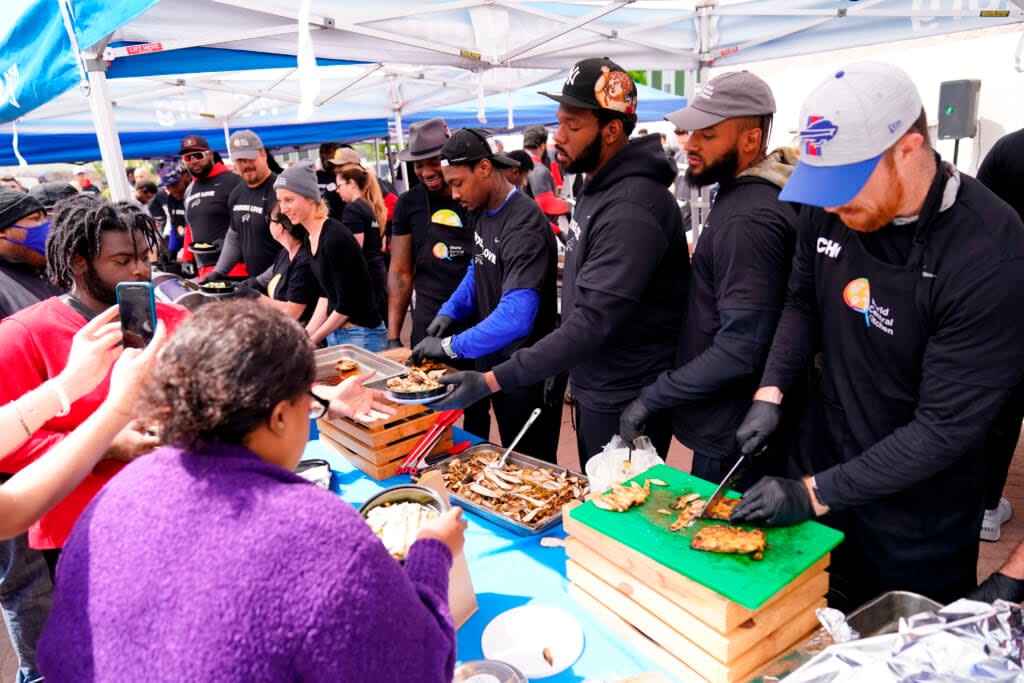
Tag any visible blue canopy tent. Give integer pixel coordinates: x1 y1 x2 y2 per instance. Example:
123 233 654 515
409 80 687 131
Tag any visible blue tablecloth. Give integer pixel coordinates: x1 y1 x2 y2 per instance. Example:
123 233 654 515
306 427 680 682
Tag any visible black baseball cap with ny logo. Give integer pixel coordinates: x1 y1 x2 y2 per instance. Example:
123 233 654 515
540 57 637 115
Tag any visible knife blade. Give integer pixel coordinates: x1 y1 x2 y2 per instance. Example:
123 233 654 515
698 454 747 519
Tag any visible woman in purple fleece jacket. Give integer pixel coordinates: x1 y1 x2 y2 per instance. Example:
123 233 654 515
37 301 465 682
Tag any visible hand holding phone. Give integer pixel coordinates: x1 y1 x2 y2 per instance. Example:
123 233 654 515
116 282 157 349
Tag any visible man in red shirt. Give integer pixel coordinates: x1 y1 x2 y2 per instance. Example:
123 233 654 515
0 197 188 560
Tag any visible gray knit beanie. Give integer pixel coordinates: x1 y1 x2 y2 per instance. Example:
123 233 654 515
0 187 44 229
273 161 320 201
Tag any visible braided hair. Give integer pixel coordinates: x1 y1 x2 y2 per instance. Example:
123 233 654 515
46 196 162 289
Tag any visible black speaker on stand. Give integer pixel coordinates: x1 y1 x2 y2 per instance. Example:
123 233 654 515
937 79 981 165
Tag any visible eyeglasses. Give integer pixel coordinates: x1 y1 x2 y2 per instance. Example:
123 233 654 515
308 390 330 420
181 151 208 163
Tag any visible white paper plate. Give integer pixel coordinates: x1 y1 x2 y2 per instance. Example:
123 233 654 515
481 605 584 679
384 385 454 405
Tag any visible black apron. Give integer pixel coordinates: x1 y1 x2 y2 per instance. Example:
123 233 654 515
410 194 474 345
807 169 982 610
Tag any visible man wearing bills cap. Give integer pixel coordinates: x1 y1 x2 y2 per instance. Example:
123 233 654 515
729 62 1024 609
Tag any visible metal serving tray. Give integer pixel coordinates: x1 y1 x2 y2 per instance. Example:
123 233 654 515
420 444 588 536
313 345 407 383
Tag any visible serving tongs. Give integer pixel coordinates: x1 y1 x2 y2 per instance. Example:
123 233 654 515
490 408 542 470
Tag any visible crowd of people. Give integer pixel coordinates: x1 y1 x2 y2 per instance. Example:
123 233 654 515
0 52 1021 680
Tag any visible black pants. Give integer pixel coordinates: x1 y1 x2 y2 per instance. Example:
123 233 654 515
690 451 780 492
573 403 672 471
487 381 560 464
983 381 1024 509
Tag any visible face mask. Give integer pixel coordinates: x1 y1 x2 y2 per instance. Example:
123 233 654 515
3 219 51 255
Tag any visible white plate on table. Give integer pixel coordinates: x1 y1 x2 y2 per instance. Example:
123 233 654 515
481 604 584 679
384 385 454 405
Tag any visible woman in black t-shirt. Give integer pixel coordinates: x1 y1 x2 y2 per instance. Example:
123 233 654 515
257 202 319 324
336 165 388 318
274 163 384 350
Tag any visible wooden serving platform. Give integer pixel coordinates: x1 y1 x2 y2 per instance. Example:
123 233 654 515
563 506 828 683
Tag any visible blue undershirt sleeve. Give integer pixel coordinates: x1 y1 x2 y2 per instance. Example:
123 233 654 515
438 262 476 321
450 288 539 359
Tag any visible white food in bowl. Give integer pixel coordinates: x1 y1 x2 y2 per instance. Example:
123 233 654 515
365 502 439 560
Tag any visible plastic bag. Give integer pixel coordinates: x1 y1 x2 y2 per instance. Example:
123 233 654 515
585 435 664 494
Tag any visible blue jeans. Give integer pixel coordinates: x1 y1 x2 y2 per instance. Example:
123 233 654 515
326 323 387 352
0 534 51 683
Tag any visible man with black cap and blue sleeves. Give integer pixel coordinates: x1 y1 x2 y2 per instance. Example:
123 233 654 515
729 61 1024 610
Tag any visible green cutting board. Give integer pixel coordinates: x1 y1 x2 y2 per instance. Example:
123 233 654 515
569 464 844 611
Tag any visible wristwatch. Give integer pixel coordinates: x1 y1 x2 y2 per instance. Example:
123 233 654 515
441 336 459 359
810 476 830 513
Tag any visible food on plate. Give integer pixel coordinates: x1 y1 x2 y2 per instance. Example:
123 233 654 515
314 374 344 387
364 501 439 560
543 647 554 666
405 357 447 373
334 358 359 374
590 479 651 512
690 525 767 560
386 368 446 393
441 451 587 527
704 497 741 521
192 241 215 249
201 280 230 289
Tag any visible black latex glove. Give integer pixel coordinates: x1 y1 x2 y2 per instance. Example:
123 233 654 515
181 261 197 278
736 400 783 456
619 398 651 444
730 476 813 527
966 572 1024 604
411 336 446 364
201 270 228 284
426 314 455 338
232 283 261 300
240 277 265 294
386 338 404 350
432 371 493 411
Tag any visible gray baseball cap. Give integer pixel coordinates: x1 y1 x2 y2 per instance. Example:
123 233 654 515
228 129 264 160
665 71 776 132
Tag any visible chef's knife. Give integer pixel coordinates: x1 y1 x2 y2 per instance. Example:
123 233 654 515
698 454 747 519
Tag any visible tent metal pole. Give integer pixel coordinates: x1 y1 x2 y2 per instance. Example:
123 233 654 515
391 78 407 194
223 121 232 162
84 59 132 203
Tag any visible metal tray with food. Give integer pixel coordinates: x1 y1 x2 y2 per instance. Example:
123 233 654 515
312 345 407 386
419 444 589 536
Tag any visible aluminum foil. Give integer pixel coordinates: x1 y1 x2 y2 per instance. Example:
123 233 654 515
785 599 1024 682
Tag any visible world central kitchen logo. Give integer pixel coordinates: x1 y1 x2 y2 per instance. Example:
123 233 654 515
842 278 894 336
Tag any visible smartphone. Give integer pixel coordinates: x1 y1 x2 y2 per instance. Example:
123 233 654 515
116 282 157 349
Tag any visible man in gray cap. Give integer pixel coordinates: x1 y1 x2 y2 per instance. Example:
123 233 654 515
205 130 280 285
521 125 556 198
619 71 800 489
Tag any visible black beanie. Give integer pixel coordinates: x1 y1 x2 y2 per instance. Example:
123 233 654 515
0 187 44 230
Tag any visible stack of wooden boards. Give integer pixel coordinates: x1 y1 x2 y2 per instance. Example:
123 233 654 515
564 464 844 683
316 347 452 480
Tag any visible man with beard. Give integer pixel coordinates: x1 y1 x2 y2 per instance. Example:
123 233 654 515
435 59 689 467
729 62 1024 610
205 130 280 284
410 129 559 462
0 198 187 676
619 72 799 490
177 134 244 279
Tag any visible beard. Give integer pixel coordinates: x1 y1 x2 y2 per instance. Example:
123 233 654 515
563 131 603 175
835 158 904 233
686 148 739 188
83 262 119 306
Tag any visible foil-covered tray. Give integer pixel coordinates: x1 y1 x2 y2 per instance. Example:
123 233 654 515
418 444 588 536
312 345 407 384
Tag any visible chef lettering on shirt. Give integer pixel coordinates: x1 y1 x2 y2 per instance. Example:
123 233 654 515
729 62 1024 610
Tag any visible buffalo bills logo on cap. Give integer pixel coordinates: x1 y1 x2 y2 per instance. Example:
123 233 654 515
800 115 839 157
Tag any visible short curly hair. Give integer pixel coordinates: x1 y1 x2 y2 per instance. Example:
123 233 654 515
138 301 315 447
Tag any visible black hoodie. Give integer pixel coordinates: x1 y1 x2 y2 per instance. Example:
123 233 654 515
492 134 690 411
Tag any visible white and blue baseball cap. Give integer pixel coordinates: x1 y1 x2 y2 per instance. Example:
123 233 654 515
780 61 923 207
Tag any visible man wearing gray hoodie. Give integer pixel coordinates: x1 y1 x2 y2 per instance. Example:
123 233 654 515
620 72 799 489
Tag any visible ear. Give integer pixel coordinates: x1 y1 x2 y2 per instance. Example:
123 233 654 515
741 126 763 154
895 132 924 164
70 252 88 276
478 159 493 178
266 399 292 437
603 118 624 144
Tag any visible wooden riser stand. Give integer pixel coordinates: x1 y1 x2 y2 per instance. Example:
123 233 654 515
563 507 827 683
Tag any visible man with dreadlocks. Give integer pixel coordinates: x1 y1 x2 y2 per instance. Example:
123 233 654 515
0 197 188 573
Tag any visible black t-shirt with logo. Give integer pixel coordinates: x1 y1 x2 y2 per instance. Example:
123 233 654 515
227 173 280 276
342 198 387 291
471 189 558 371
316 169 346 219
268 247 320 324
391 183 475 313
184 168 244 244
306 218 381 329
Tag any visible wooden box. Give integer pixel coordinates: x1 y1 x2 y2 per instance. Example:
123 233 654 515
563 507 827 683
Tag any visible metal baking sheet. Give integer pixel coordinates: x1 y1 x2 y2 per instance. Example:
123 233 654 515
420 444 588 536
313 345 407 383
